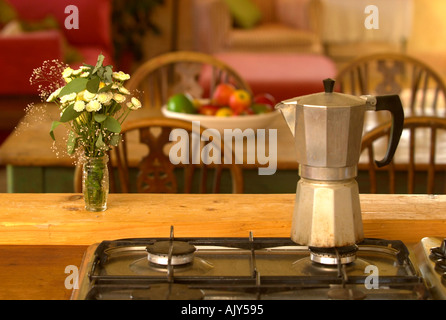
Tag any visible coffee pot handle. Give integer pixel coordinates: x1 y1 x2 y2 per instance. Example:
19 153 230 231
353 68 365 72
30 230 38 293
373 95 405 168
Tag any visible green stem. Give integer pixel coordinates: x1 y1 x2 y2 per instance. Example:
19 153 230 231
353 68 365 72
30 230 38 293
83 156 108 212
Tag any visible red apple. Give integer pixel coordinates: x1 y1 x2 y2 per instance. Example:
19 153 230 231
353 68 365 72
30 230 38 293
212 83 235 106
199 104 220 116
229 89 251 114
253 93 276 107
237 107 255 116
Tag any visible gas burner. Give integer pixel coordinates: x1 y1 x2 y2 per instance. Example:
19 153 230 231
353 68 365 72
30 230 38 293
435 260 446 273
428 239 446 284
309 245 358 265
146 240 196 266
429 239 446 261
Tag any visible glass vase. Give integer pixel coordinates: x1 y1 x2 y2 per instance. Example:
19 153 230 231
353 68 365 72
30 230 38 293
82 155 109 212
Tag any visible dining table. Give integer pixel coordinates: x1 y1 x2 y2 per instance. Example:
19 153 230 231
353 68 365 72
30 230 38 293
0 103 295 193
1 98 444 194
0 192 445 300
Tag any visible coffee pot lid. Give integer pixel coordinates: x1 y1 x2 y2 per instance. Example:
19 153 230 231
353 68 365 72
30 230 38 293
285 79 366 108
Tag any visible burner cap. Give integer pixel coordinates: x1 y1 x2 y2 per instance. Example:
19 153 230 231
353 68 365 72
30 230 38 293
309 245 357 265
146 240 196 266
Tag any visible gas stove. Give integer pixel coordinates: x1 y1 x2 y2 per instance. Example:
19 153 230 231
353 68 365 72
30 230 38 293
71 227 445 300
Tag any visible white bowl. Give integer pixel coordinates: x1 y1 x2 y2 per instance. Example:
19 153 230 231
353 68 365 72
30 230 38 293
161 105 281 133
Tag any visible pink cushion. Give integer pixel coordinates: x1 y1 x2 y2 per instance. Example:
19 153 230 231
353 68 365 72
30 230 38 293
228 24 318 52
213 52 337 102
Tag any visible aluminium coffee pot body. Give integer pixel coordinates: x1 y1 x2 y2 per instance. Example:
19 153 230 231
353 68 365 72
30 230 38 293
275 79 404 248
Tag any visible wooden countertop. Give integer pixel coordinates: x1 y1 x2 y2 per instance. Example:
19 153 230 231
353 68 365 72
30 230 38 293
0 193 445 300
0 193 445 245
0 245 86 300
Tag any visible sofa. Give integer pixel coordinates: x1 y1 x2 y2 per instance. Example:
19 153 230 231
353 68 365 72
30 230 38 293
191 0 322 54
0 0 113 96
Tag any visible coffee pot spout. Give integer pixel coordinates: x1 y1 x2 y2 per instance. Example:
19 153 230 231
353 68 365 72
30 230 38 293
275 99 298 137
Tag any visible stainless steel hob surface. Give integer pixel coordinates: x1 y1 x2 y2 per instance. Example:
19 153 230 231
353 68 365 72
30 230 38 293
71 229 445 300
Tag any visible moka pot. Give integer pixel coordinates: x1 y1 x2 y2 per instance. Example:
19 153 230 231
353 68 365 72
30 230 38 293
275 79 404 248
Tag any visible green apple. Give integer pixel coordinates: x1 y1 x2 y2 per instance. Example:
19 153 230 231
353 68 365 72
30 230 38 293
251 103 273 114
167 94 197 114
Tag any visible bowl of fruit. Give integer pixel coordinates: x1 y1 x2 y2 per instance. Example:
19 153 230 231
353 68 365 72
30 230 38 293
161 84 281 133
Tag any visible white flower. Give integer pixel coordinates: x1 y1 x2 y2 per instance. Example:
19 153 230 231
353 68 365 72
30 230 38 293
62 67 74 79
46 87 62 102
60 92 77 104
76 90 86 101
97 91 113 105
113 71 130 81
72 68 83 76
83 90 96 101
126 97 142 110
73 100 86 112
86 100 102 112
113 93 126 103
118 86 130 95
80 72 90 78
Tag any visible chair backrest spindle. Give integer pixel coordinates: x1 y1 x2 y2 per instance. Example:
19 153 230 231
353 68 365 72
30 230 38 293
336 53 446 117
360 116 446 194
126 51 251 110
74 117 244 194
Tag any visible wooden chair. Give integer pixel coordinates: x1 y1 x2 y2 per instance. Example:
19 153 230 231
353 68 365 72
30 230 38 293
74 117 244 194
360 116 446 194
336 53 446 116
125 50 252 111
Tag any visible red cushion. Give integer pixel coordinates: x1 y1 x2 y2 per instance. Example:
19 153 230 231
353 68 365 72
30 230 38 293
6 0 112 52
213 52 337 102
0 0 114 95
0 30 63 95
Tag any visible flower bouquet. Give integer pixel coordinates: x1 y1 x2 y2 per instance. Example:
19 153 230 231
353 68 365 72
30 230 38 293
39 54 141 211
